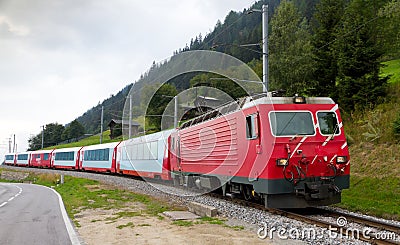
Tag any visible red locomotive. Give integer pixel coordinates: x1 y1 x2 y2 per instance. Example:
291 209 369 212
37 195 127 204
168 94 350 208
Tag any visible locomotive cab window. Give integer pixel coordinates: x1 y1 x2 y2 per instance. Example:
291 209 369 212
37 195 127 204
269 111 315 136
317 112 340 135
246 114 258 139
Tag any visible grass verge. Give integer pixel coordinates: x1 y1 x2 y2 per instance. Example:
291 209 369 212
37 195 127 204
54 176 171 226
338 176 399 220
171 216 245 231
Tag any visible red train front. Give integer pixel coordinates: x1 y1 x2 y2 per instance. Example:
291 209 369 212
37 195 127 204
169 94 350 208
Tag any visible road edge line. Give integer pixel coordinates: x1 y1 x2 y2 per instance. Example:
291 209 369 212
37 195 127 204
41 185 82 245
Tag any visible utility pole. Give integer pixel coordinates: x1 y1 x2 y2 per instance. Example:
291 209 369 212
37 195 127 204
128 94 132 139
8 137 11 153
12 134 16 153
262 4 269 93
248 4 269 93
174 96 178 128
41 126 45 149
100 106 104 144
160 95 178 128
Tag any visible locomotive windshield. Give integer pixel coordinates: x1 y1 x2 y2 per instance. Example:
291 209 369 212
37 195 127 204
270 112 315 136
317 112 339 135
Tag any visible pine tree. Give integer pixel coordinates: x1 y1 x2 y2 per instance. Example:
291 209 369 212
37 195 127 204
62 120 85 140
269 0 315 95
378 0 400 59
310 0 346 97
335 0 388 111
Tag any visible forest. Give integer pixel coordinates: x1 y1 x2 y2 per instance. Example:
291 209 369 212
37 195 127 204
28 0 400 150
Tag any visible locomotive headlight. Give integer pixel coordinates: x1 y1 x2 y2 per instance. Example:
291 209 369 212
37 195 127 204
336 156 347 164
276 158 288 166
293 94 306 104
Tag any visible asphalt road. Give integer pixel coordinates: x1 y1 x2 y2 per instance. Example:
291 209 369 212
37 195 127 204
0 183 80 245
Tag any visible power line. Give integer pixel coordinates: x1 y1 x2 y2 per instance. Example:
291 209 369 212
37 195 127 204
199 1 259 50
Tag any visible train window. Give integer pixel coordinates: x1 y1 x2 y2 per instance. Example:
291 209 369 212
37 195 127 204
150 142 158 159
96 150 100 160
17 154 28 161
246 114 258 139
137 143 144 159
270 112 315 136
43 153 49 160
123 141 158 160
132 144 138 159
317 112 339 135
84 149 109 161
55 152 74 161
124 144 135 160
5 155 14 160
143 143 151 160
99 149 104 160
104 149 109 160
84 151 89 160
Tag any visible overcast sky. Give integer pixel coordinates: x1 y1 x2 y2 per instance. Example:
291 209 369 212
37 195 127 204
0 0 256 156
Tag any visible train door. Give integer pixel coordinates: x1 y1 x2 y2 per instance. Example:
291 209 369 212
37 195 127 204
76 147 83 170
79 150 84 170
50 152 55 168
246 113 262 181
177 136 181 171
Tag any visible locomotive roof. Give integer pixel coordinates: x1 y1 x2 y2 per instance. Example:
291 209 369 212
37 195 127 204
241 96 335 109
179 94 335 129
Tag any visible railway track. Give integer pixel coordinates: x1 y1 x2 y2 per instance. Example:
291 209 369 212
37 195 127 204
218 194 400 245
312 207 400 235
269 208 400 245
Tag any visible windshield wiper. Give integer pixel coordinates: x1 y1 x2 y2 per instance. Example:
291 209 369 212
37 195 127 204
326 123 339 141
277 113 297 136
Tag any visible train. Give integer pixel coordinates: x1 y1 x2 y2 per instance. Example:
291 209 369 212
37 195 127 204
3 94 350 208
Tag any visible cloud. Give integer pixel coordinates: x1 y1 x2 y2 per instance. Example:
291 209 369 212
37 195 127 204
0 15 30 38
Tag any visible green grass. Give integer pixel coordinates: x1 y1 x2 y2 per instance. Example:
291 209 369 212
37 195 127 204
338 176 400 220
343 83 400 144
172 220 194 226
104 211 143 224
172 217 227 227
116 222 135 229
199 216 225 225
199 216 244 230
44 130 121 150
137 223 151 227
381 59 400 84
52 176 171 224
